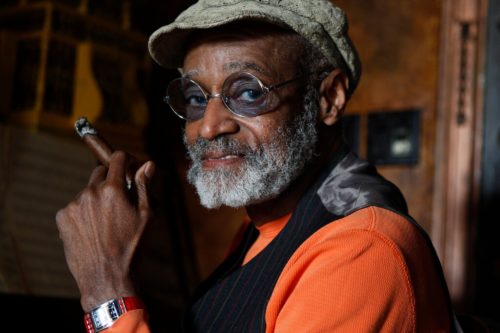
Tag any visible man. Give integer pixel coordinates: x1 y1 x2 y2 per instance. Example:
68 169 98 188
56 0 460 332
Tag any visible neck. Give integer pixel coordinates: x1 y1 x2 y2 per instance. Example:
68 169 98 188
245 168 316 226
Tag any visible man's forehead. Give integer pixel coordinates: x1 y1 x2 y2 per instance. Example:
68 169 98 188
182 61 272 79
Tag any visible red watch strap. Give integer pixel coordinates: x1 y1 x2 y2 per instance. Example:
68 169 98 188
122 296 145 312
84 297 145 333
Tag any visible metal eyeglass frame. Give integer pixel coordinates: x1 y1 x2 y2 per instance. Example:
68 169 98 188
163 71 319 121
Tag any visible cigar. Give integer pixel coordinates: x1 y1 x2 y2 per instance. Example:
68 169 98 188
75 117 133 189
74 117 114 167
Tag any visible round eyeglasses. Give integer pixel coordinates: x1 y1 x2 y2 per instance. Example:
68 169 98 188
163 71 311 121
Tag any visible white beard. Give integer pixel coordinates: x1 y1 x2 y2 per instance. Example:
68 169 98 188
185 95 319 209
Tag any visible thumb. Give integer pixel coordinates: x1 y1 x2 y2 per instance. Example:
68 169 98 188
134 160 155 220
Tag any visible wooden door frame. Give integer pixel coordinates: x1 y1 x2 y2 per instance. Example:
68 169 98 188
432 0 488 310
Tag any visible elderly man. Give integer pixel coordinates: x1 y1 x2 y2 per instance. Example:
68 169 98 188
56 0 459 332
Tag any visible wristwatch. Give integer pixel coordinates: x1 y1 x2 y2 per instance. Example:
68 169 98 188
83 297 144 333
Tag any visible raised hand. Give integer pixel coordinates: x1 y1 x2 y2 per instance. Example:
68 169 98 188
56 151 155 311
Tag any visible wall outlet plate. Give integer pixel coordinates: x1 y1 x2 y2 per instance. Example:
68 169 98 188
367 109 420 165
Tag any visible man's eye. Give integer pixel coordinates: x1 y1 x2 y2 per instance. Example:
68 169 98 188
185 95 206 106
231 81 264 102
240 89 264 101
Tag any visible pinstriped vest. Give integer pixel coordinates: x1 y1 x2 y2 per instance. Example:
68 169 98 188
184 147 454 332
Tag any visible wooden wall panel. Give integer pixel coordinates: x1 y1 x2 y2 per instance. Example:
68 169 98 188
334 0 442 232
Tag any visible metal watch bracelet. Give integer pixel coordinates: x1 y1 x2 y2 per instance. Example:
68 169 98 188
83 297 144 333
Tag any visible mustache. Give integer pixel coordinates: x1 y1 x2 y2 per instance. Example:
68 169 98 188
184 136 257 161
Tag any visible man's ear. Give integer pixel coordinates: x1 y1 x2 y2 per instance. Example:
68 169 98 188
318 69 349 126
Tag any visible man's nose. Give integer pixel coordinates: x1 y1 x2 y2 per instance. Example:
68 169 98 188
198 97 239 140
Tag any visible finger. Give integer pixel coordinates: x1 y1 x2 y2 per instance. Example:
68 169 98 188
125 158 140 190
106 151 128 187
88 165 107 186
135 160 155 220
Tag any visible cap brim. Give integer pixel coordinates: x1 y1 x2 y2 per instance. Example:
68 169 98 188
148 11 292 69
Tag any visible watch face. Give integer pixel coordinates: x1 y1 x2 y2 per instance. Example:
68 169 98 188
84 297 143 333
89 299 124 332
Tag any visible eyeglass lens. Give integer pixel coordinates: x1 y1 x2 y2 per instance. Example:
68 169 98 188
166 72 279 121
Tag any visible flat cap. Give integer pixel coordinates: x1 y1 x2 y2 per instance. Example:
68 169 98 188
148 0 361 93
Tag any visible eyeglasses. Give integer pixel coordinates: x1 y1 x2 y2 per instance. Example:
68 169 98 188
163 71 312 121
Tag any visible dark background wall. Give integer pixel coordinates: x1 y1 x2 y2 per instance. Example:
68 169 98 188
476 0 500 321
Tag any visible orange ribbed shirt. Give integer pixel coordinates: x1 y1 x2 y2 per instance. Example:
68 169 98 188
105 206 451 332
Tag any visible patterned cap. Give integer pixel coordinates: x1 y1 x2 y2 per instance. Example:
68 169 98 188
148 0 361 93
